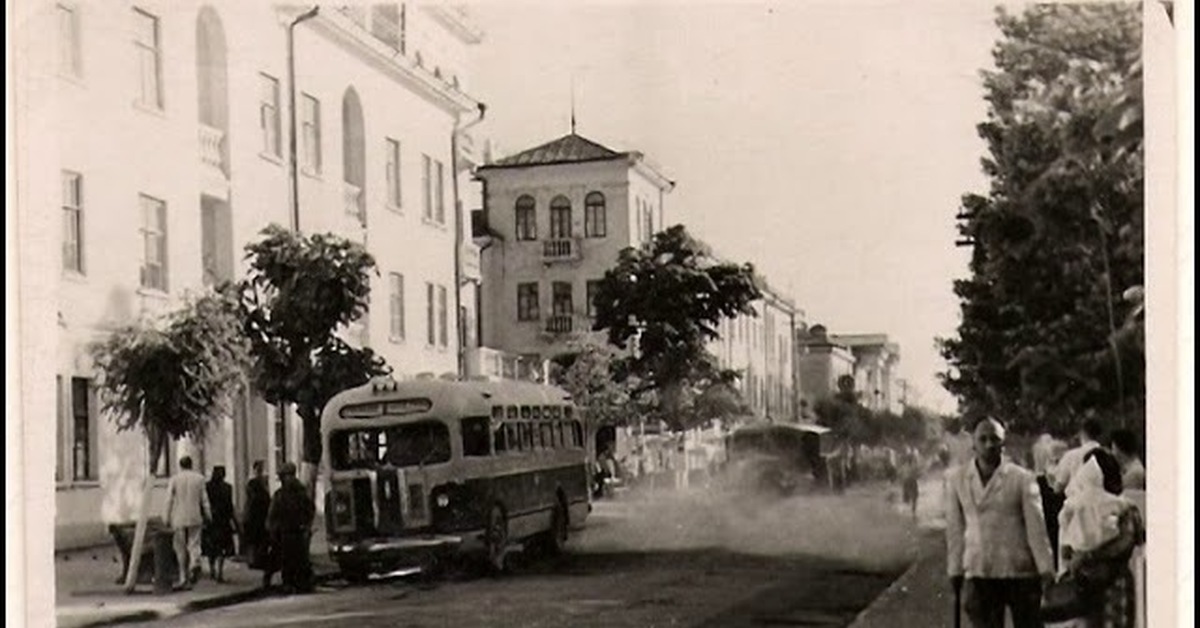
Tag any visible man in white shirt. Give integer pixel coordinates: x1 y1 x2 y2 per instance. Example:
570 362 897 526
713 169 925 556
164 455 211 589
1050 418 1104 497
945 417 1055 628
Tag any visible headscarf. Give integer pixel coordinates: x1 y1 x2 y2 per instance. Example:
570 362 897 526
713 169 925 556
1058 451 1131 555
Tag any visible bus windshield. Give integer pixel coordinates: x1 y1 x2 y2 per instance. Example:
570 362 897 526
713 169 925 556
330 421 451 470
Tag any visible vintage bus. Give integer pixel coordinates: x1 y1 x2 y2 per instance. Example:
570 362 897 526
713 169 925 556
321 376 592 580
723 422 831 496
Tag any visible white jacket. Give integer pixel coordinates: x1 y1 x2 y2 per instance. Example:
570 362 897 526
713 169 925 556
945 460 1055 579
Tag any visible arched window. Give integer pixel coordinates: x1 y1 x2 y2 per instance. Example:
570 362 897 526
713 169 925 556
549 195 572 239
584 191 606 238
515 195 536 241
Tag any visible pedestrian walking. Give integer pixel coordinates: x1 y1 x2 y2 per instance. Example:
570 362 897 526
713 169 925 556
945 417 1056 628
1053 449 1145 628
1051 418 1104 498
942 418 975 470
1108 430 1145 492
266 462 316 594
163 455 211 590
900 447 922 520
202 465 238 582
242 460 272 582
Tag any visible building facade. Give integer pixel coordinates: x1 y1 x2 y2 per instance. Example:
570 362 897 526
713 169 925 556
16 2 486 549
473 133 675 362
712 279 802 422
795 325 901 414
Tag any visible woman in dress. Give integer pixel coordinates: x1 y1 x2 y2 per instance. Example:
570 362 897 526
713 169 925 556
202 466 238 582
1054 448 1145 628
242 460 273 584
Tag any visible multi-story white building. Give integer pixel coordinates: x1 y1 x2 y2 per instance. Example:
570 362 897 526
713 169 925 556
473 132 799 421
15 2 487 550
473 132 676 362
711 277 802 422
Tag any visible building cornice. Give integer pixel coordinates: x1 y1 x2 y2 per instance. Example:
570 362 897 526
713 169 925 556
283 6 480 116
423 5 485 44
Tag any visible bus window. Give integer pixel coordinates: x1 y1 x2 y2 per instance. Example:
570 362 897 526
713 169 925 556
330 422 451 470
507 406 519 419
532 406 542 420
572 421 583 448
521 423 535 450
555 422 566 448
461 416 491 457
491 406 504 421
520 406 531 419
505 423 520 452
493 424 508 454
564 406 573 420
550 406 562 420
540 423 553 449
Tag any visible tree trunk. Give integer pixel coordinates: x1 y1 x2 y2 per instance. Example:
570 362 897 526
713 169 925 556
300 405 323 501
124 428 166 593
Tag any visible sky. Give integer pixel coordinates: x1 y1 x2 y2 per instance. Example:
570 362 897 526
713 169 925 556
468 1 1006 413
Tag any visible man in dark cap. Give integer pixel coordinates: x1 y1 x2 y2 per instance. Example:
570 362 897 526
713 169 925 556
266 462 315 594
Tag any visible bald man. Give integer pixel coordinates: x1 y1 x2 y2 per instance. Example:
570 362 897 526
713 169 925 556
945 418 1055 628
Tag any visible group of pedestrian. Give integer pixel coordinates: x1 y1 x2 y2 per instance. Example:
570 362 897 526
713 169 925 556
162 457 315 594
943 416 1147 628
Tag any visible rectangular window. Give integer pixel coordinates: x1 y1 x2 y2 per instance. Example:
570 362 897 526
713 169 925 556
386 138 402 207
70 377 96 481
421 155 433 219
425 282 436 345
586 280 601 318
301 94 321 174
516 206 536 241
643 205 654 243
517 282 539 321
139 195 168 291
389 272 404 339
435 160 446 224
57 3 82 78
61 171 83 273
552 282 573 317
55 376 65 482
133 9 162 109
259 74 281 157
437 284 448 347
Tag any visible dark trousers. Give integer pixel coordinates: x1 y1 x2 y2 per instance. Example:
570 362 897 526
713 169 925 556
271 531 313 592
963 578 1043 628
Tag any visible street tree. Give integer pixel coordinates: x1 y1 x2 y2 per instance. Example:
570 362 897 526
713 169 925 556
939 3 1144 434
92 287 250 593
592 224 762 430
238 225 391 493
548 341 642 428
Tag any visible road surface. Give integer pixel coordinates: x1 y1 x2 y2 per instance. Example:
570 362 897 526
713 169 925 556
141 481 937 628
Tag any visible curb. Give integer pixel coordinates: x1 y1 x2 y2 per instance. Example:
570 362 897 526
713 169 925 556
845 529 944 628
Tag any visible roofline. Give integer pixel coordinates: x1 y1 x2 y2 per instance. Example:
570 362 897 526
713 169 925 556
476 153 630 172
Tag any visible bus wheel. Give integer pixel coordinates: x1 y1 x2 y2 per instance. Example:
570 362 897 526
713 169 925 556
485 505 508 575
340 563 369 585
541 499 569 557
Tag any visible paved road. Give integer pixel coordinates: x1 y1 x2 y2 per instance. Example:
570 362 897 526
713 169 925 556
140 482 934 628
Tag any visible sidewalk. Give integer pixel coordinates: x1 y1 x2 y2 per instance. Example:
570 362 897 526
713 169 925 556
55 524 339 628
849 471 957 628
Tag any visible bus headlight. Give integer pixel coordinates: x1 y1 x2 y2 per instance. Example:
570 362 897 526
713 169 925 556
436 494 451 508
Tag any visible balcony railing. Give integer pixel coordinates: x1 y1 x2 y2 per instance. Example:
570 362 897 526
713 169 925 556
343 182 363 220
545 314 574 334
542 238 580 262
199 124 225 173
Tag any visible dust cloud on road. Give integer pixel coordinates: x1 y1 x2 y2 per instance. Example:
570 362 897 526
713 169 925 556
579 483 925 573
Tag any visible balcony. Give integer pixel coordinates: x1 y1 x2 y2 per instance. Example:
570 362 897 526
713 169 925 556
343 182 364 221
198 124 226 174
542 238 581 263
465 347 547 382
545 315 575 334
460 242 481 282
458 129 482 169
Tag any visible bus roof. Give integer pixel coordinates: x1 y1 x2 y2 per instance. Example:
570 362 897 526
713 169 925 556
321 377 575 427
731 422 831 437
